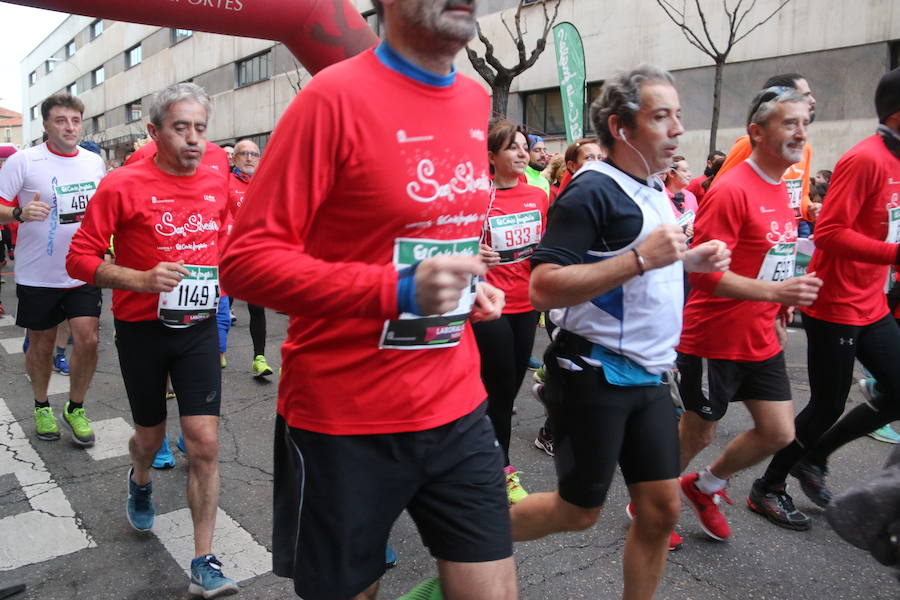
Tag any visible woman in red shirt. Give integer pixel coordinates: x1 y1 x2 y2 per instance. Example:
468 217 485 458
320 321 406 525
475 121 549 504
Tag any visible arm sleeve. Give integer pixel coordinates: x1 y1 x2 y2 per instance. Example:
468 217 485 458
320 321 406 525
0 151 27 207
66 178 122 284
709 136 749 190
219 86 398 320
812 150 897 265
688 185 746 292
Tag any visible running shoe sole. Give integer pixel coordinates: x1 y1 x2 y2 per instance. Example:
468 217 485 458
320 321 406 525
187 582 239 599
36 431 60 441
62 417 95 447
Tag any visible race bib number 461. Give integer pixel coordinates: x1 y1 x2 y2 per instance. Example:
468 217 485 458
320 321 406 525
56 181 97 225
380 237 479 350
158 265 220 328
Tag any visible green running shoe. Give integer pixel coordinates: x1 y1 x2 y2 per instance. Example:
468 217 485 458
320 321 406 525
252 355 273 377
505 466 528 504
397 578 443 600
34 406 60 441
63 402 95 447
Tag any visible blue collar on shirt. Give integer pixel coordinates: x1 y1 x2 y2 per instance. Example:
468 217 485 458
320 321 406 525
374 41 455 87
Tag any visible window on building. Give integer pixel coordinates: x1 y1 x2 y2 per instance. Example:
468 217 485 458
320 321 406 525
126 44 142 69
92 114 105 135
29 71 36 86
66 39 76 57
90 19 103 39
3 128 11 143
171 28 193 45
126 100 142 122
584 81 605 133
891 40 900 70
523 88 566 137
236 51 271 87
92 66 105 87
45 59 55 74
31 105 39 121
362 9 382 36
67 81 78 96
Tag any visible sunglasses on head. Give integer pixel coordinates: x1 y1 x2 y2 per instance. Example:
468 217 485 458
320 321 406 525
748 85 794 123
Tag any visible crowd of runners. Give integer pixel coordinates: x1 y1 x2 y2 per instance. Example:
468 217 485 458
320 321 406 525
1 0 899 598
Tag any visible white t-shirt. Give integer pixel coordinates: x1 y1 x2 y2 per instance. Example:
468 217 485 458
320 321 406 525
0 143 106 288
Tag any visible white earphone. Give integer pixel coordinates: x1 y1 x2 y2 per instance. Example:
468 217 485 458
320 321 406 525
618 128 627 141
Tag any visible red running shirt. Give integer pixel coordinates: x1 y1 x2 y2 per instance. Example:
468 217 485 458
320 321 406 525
679 161 797 361
220 49 491 435
66 157 229 322
802 135 900 325
483 182 548 313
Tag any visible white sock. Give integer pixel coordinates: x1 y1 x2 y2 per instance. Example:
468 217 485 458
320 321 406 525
695 468 727 494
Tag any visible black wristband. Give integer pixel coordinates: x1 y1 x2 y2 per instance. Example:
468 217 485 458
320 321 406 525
12 207 23 223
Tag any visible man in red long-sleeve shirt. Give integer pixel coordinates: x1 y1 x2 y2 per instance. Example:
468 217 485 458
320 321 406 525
66 82 238 598
756 67 900 525
219 1 514 599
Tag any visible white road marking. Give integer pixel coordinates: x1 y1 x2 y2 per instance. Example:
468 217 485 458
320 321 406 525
154 507 271 581
0 315 15 327
84 418 133 461
0 398 95 571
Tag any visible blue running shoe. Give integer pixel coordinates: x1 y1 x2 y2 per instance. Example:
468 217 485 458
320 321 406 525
53 352 70 375
126 468 155 531
385 545 397 568
176 433 187 455
189 554 238 598
527 356 541 370
152 436 176 469
22 334 29 354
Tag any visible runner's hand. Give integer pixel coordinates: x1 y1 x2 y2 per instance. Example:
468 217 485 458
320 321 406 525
141 260 191 293
808 202 822 222
415 255 486 315
20 192 51 222
636 224 687 270
479 243 501 269
684 239 731 273
773 271 822 306
471 281 505 322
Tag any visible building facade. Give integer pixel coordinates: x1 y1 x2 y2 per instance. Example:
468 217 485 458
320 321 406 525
19 0 900 171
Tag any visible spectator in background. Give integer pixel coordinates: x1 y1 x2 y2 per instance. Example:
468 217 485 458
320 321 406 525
815 169 832 185
685 150 725 204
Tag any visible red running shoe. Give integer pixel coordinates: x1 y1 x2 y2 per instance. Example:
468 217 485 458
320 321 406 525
625 503 683 551
680 472 733 540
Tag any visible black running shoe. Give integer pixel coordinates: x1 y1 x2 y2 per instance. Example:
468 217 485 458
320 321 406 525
789 459 832 508
747 479 811 531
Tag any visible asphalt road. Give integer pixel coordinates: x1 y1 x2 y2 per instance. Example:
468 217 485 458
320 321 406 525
0 277 897 599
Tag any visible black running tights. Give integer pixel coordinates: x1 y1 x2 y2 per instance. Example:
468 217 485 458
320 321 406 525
472 311 540 466
248 303 266 357
762 312 900 485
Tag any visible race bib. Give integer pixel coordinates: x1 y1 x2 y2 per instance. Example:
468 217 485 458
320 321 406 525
676 209 695 228
55 181 97 225
757 242 796 283
488 210 542 264
886 206 900 244
379 237 478 350
786 178 803 219
157 265 220 328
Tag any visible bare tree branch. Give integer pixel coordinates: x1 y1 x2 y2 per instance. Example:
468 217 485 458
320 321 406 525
733 0 790 45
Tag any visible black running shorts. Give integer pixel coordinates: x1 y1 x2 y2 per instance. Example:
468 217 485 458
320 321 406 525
16 283 101 330
542 340 680 509
272 401 511 600
114 318 222 427
677 351 792 422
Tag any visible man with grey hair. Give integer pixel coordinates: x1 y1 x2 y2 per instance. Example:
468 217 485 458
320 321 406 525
676 87 823 538
67 82 238 598
510 65 730 600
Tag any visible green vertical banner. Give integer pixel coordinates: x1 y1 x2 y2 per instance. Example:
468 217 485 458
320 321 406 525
553 22 586 145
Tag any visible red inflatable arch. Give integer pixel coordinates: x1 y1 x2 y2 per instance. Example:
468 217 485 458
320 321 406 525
4 0 379 75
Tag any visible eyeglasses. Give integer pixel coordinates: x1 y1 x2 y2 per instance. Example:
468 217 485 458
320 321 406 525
235 151 260 158
747 85 793 125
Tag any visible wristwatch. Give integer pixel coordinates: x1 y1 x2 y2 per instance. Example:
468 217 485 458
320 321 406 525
12 207 23 222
